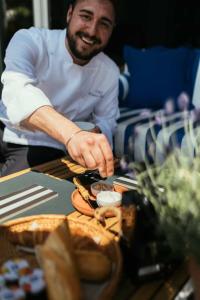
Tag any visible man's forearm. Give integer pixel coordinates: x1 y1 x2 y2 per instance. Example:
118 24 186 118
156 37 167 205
21 105 81 146
21 105 114 178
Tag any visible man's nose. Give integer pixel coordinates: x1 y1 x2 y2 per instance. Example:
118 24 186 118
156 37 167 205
86 20 98 36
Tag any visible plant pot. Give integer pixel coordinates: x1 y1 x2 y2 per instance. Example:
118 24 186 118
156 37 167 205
188 256 200 300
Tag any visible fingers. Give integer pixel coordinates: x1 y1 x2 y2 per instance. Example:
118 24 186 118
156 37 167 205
67 141 87 168
66 132 114 177
84 138 107 176
98 136 114 177
87 134 114 177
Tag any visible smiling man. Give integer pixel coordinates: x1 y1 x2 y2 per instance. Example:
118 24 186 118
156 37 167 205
66 0 115 64
0 0 120 177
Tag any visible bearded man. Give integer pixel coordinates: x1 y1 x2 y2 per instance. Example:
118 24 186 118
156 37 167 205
0 0 119 177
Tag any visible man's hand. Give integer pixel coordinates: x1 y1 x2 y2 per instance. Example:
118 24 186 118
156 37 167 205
22 106 114 178
66 131 114 178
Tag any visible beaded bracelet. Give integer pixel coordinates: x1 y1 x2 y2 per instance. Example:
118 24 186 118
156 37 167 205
65 129 84 148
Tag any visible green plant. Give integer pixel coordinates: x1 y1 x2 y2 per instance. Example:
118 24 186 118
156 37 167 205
134 150 200 264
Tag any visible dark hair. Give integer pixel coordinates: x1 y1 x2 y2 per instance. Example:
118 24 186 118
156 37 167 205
68 0 118 22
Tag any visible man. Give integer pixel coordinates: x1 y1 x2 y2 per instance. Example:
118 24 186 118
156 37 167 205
0 0 120 177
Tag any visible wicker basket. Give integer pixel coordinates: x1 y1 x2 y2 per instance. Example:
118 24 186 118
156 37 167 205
0 214 122 300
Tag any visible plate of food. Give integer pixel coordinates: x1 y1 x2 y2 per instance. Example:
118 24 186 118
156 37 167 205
72 178 128 217
0 214 122 300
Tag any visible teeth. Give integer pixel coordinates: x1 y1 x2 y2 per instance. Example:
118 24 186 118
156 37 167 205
81 37 94 45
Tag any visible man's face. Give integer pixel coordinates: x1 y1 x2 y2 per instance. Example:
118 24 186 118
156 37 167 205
66 0 115 65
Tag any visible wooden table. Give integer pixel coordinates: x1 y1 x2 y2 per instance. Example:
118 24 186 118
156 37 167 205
0 156 190 299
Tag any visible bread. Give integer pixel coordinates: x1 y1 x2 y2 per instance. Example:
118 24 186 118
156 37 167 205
6 217 113 287
75 249 112 282
36 221 82 300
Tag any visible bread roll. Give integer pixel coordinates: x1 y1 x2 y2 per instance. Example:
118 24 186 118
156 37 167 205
36 220 82 300
75 249 112 282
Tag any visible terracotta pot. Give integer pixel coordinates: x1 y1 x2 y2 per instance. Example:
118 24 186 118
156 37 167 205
188 256 200 300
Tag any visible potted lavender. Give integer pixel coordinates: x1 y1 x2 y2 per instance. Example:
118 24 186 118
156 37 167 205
132 144 200 299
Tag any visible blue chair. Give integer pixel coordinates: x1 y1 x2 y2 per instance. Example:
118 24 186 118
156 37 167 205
115 45 200 163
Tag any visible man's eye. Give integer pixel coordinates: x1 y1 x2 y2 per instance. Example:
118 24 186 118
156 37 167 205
101 22 111 30
80 14 91 21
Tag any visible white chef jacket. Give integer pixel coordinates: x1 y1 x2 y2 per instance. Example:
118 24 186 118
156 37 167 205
0 27 120 151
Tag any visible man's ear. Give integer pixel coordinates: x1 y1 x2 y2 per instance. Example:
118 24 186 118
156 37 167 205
66 5 73 24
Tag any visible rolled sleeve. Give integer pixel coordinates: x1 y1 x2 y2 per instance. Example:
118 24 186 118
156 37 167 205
1 28 52 126
1 71 52 125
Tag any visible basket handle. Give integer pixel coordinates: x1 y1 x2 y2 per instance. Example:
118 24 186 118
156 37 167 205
94 206 122 239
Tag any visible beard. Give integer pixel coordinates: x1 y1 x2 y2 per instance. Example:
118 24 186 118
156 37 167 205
66 28 105 62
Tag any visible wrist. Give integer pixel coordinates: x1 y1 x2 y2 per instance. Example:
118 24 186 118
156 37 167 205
65 129 84 148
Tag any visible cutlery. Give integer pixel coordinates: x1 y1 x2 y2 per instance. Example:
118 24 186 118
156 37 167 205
73 177 98 209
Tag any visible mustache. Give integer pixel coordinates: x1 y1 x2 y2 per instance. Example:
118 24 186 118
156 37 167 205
76 31 101 44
